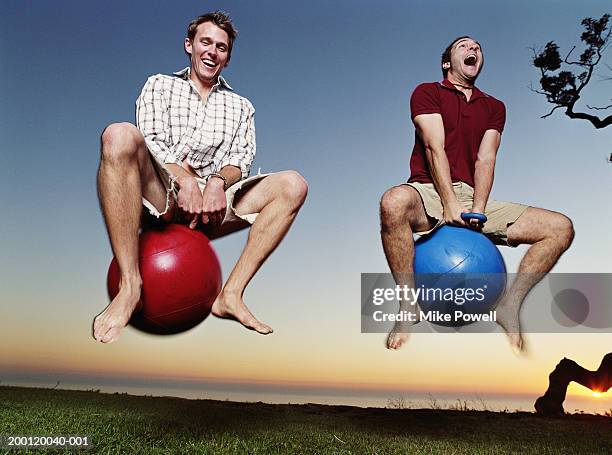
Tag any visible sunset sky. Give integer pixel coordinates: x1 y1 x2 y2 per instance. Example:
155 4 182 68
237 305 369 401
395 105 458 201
1 0 611 411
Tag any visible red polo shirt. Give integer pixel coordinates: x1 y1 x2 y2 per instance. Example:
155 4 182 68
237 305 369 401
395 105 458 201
408 79 506 188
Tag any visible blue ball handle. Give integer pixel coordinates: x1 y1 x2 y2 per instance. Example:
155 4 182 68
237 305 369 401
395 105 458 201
461 212 487 223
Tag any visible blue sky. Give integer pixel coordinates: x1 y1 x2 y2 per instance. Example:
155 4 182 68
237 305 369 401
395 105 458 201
1 0 611 405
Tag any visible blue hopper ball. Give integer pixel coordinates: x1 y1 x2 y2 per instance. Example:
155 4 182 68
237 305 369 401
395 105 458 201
414 216 506 326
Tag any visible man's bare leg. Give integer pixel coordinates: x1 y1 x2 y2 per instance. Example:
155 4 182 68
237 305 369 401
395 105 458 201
211 171 308 334
497 207 574 352
93 122 170 343
380 185 432 350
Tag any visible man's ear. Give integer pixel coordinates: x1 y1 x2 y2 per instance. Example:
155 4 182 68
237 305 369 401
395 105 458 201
184 38 192 56
442 62 451 69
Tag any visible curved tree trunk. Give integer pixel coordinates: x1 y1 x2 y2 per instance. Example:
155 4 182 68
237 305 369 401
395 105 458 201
535 353 612 415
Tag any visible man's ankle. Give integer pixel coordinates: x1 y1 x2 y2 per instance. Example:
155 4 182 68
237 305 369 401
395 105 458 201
119 276 143 292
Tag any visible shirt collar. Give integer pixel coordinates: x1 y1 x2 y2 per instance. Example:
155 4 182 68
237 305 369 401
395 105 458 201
172 67 233 91
440 78 487 101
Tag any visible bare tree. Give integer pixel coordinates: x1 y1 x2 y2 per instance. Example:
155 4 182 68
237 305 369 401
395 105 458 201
531 14 611 129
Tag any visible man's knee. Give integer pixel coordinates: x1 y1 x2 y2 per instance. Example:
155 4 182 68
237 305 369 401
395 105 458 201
380 186 419 226
100 122 146 162
277 171 308 207
549 213 574 250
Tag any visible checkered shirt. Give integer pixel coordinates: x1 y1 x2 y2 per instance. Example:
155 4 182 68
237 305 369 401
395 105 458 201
135 67 255 179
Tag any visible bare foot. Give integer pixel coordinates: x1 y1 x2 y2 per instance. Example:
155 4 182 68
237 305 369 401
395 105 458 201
211 290 273 334
386 307 419 350
495 300 524 354
386 323 410 350
93 282 142 344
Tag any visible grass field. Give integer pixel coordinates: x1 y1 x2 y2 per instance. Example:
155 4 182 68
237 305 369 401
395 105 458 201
1 386 610 454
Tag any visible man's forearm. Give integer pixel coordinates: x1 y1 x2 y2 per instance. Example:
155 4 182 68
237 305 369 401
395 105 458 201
425 147 458 207
215 165 242 188
164 163 199 186
472 159 495 212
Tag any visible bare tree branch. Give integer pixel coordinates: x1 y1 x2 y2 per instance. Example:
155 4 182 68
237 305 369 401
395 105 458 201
530 13 611 129
586 101 612 110
528 81 549 96
564 105 612 128
563 45 586 66
541 105 564 119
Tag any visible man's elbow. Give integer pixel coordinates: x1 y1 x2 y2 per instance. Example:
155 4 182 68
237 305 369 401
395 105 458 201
475 155 496 167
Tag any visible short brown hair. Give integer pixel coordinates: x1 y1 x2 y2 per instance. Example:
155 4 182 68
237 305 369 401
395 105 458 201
441 36 483 77
187 11 238 62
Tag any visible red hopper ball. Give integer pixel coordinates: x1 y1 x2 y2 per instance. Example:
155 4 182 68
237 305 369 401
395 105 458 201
107 224 222 335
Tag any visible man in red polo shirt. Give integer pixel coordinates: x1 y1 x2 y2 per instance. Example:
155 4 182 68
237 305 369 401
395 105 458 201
380 36 574 352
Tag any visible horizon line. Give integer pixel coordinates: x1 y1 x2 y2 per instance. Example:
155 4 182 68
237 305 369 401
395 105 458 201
1 365 603 400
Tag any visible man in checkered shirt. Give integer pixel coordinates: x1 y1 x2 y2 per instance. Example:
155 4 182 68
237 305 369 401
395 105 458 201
93 11 308 343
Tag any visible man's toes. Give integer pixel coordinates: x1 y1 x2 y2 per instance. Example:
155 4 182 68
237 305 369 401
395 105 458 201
386 333 401 350
252 320 273 334
93 317 108 341
94 330 104 342
237 310 272 334
507 333 525 356
101 326 122 344
388 330 409 350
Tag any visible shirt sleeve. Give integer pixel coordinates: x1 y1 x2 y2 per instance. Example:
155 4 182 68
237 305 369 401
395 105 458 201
220 99 256 179
136 75 185 166
486 99 506 134
410 83 441 119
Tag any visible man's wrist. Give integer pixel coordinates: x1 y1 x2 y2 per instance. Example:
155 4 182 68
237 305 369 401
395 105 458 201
207 174 227 191
471 204 486 214
441 198 461 210
176 174 198 188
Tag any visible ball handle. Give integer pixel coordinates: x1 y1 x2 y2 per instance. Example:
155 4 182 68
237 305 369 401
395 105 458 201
461 212 487 223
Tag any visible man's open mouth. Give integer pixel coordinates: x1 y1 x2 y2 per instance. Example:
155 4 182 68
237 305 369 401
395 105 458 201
202 59 217 68
464 54 477 66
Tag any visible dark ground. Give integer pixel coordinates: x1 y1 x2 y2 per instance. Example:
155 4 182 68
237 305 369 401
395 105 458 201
1 386 610 454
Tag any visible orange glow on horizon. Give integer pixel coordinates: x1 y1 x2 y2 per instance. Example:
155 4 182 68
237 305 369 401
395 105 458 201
1 362 542 398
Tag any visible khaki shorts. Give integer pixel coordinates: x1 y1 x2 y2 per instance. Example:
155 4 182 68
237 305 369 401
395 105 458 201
143 156 270 239
403 181 528 246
